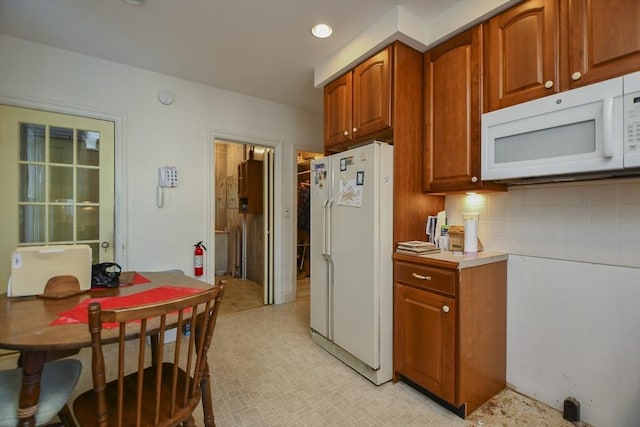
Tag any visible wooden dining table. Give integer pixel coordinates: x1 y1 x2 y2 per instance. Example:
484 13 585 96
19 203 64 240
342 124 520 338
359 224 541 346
0 271 217 427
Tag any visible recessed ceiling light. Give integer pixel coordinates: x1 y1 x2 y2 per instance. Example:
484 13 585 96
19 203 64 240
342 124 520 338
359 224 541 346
311 24 333 39
124 0 145 5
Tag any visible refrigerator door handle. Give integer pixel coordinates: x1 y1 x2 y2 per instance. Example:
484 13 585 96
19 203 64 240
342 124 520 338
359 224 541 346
321 199 329 258
326 198 334 259
326 197 334 340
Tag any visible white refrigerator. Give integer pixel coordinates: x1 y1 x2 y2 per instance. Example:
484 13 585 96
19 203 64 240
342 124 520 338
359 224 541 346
310 141 393 385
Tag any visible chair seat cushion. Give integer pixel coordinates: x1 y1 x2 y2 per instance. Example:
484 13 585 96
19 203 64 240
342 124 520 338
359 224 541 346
0 358 81 427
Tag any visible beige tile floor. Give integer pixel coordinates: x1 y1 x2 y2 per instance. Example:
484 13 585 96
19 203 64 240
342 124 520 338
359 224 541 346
0 279 579 426
207 280 577 427
217 276 264 316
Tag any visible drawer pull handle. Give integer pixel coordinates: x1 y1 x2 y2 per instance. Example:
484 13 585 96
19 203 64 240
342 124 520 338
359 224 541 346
412 273 431 281
442 305 450 313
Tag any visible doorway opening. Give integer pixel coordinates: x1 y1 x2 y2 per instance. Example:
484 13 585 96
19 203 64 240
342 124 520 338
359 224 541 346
295 150 323 300
213 139 274 315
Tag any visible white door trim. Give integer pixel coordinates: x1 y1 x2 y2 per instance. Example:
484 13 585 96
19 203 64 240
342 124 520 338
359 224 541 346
0 94 128 267
264 147 275 305
206 129 283 302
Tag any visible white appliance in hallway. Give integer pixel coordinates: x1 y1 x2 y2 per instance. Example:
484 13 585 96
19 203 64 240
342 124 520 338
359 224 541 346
310 141 393 385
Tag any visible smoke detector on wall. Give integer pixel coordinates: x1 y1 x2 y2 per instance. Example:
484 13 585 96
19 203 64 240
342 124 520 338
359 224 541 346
157 90 175 105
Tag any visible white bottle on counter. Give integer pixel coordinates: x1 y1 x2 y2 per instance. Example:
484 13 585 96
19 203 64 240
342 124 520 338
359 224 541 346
438 225 449 251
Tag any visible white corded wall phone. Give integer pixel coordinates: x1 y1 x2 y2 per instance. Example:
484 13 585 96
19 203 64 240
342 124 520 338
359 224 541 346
157 166 178 208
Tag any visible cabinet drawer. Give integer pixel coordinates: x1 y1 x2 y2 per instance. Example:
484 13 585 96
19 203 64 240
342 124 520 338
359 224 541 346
394 261 456 296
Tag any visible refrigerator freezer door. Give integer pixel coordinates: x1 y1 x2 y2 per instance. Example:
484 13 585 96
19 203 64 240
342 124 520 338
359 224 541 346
330 143 389 369
310 158 332 338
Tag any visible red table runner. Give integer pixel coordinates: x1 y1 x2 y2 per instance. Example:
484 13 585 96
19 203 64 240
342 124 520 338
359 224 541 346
126 272 152 286
52 285 202 328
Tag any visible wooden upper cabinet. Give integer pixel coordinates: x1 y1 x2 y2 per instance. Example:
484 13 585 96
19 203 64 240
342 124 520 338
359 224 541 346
485 0 640 112
324 72 352 148
565 0 640 89
322 42 441 243
237 159 263 214
485 0 558 111
424 26 485 192
323 46 392 151
352 47 392 139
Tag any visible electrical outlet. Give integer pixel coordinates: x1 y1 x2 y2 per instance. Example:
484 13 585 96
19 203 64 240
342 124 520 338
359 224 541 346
563 397 580 422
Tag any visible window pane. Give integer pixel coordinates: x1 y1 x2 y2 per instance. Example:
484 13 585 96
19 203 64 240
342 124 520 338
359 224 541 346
20 123 45 162
50 126 74 164
49 204 73 241
77 130 100 166
77 206 99 240
50 166 73 201
19 164 45 202
495 120 596 163
19 205 45 243
77 168 99 202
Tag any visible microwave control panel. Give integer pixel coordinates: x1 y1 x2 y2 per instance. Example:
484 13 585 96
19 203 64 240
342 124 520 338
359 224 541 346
625 92 640 154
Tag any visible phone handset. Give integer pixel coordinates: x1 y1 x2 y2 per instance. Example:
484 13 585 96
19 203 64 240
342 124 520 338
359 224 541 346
157 166 178 208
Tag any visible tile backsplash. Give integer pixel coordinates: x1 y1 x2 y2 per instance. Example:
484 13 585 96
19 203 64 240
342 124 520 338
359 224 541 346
445 177 640 268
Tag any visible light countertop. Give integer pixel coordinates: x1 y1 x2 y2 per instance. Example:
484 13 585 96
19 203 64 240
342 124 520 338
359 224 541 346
393 250 508 269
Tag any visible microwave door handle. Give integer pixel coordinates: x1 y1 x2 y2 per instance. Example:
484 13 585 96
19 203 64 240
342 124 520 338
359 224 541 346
603 97 615 158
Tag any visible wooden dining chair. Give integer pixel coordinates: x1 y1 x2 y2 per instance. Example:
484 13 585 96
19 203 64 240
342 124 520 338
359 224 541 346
72 282 225 427
0 358 81 427
1 274 84 427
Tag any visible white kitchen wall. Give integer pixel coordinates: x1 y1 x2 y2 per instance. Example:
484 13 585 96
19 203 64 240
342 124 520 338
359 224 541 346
446 178 640 426
0 34 323 303
447 178 640 267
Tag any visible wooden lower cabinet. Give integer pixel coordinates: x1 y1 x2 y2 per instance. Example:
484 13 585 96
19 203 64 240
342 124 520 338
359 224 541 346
393 255 507 418
394 283 455 402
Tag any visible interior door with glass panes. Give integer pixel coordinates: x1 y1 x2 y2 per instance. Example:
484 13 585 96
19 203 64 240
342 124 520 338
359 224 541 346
0 105 115 293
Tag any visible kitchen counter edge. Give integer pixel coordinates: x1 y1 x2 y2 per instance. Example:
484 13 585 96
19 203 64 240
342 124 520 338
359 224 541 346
393 250 508 269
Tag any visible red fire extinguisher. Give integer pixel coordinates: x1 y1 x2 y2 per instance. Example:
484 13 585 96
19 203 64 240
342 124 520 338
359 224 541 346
194 241 206 276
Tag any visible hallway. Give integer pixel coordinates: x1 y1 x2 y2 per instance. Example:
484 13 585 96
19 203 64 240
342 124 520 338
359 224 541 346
217 276 263 316
217 277 310 316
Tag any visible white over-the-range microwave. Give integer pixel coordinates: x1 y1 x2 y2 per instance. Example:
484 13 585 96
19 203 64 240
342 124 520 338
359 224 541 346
482 71 640 183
